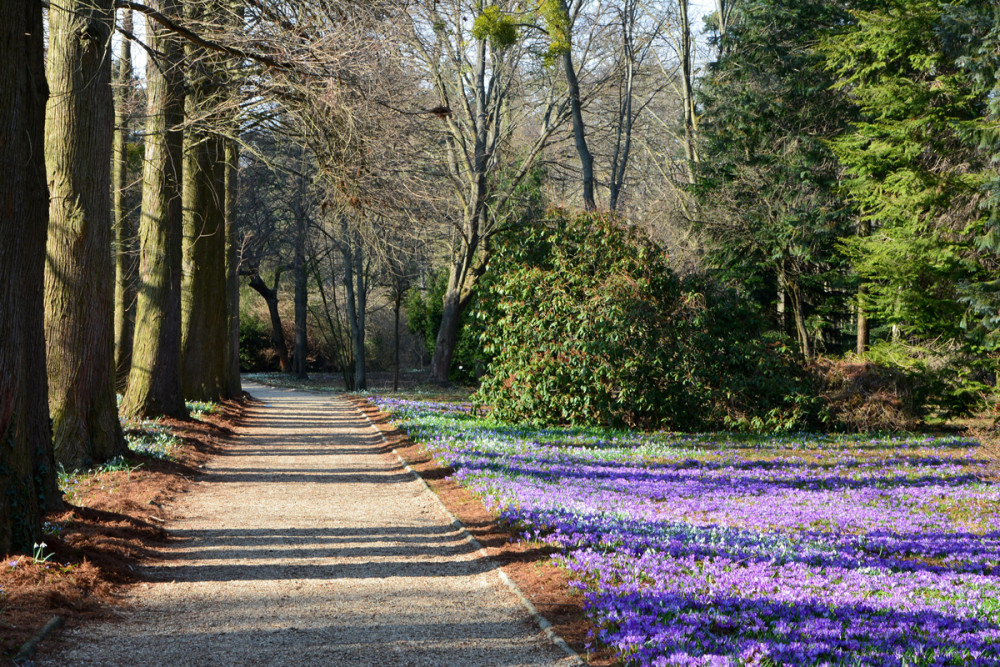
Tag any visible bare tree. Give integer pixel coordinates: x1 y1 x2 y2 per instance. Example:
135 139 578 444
406 0 567 383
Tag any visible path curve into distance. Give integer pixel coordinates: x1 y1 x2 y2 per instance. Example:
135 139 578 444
40 382 572 666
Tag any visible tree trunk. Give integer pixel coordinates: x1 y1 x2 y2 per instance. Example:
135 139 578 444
608 14 635 214
0 0 60 554
559 1 596 212
430 271 471 385
341 231 367 391
44 0 127 469
679 0 699 185
856 287 870 356
181 128 229 401
224 138 242 395
249 274 291 372
122 0 188 419
855 218 870 355
393 291 401 392
113 8 137 388
292 176 309 379
181 0 230 402
354 249 367 391
787 281 812 361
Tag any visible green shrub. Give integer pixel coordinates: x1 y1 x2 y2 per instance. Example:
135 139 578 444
239 316 273 372
474 211 814 431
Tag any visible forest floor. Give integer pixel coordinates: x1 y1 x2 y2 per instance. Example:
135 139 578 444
21 383 579 666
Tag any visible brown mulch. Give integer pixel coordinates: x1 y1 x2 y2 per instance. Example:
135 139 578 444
350 397 615 666
0 398 249 663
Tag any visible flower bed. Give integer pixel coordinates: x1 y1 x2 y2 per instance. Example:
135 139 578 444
370 397 1000 666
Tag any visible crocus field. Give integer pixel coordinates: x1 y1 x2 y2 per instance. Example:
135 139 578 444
369 397 1000 666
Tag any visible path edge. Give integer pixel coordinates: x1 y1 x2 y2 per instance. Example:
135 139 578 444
351 398 585 666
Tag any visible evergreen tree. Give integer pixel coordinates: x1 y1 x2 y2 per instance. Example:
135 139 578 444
953 0 1000 352
695 0 855 359
823 0 990 342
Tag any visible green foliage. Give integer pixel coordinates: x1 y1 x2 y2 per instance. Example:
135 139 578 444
953 0 1000 350
238 316 273 372
695 0 855 351
860 340 992 419
823 0 990 342
475 211 814 431
472 6 518 48
407 268 484 384
537 0 570 61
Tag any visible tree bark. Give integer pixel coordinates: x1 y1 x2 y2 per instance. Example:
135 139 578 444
113 8 138 388
44 0 127 469
784 277 812 361
559 0 596 212
856 287 870 356
249 273 291 372
122 0 188 419
679 0 699 186
855 218 870 355
224 138 242 396
292 172 309 379
181 128 229 401
393 290 402 392
180 0 231 402
341 229 367 391
0 0 60 554
608 7 635 214
430 257 477 385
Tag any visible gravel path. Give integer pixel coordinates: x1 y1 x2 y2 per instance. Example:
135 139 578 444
40 383 573 666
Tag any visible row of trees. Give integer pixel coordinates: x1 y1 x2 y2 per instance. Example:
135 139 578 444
1 0 379 553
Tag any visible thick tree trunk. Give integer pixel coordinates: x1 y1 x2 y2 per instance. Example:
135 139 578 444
292 181 309 379
0 0 60 554
430 268 472 385
353 249 367 391
180 0 230 402
249 274 291 372
181 129 229 400
122 0 188 419
44 0 127 469
224 139 242 395
113 8 137 387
